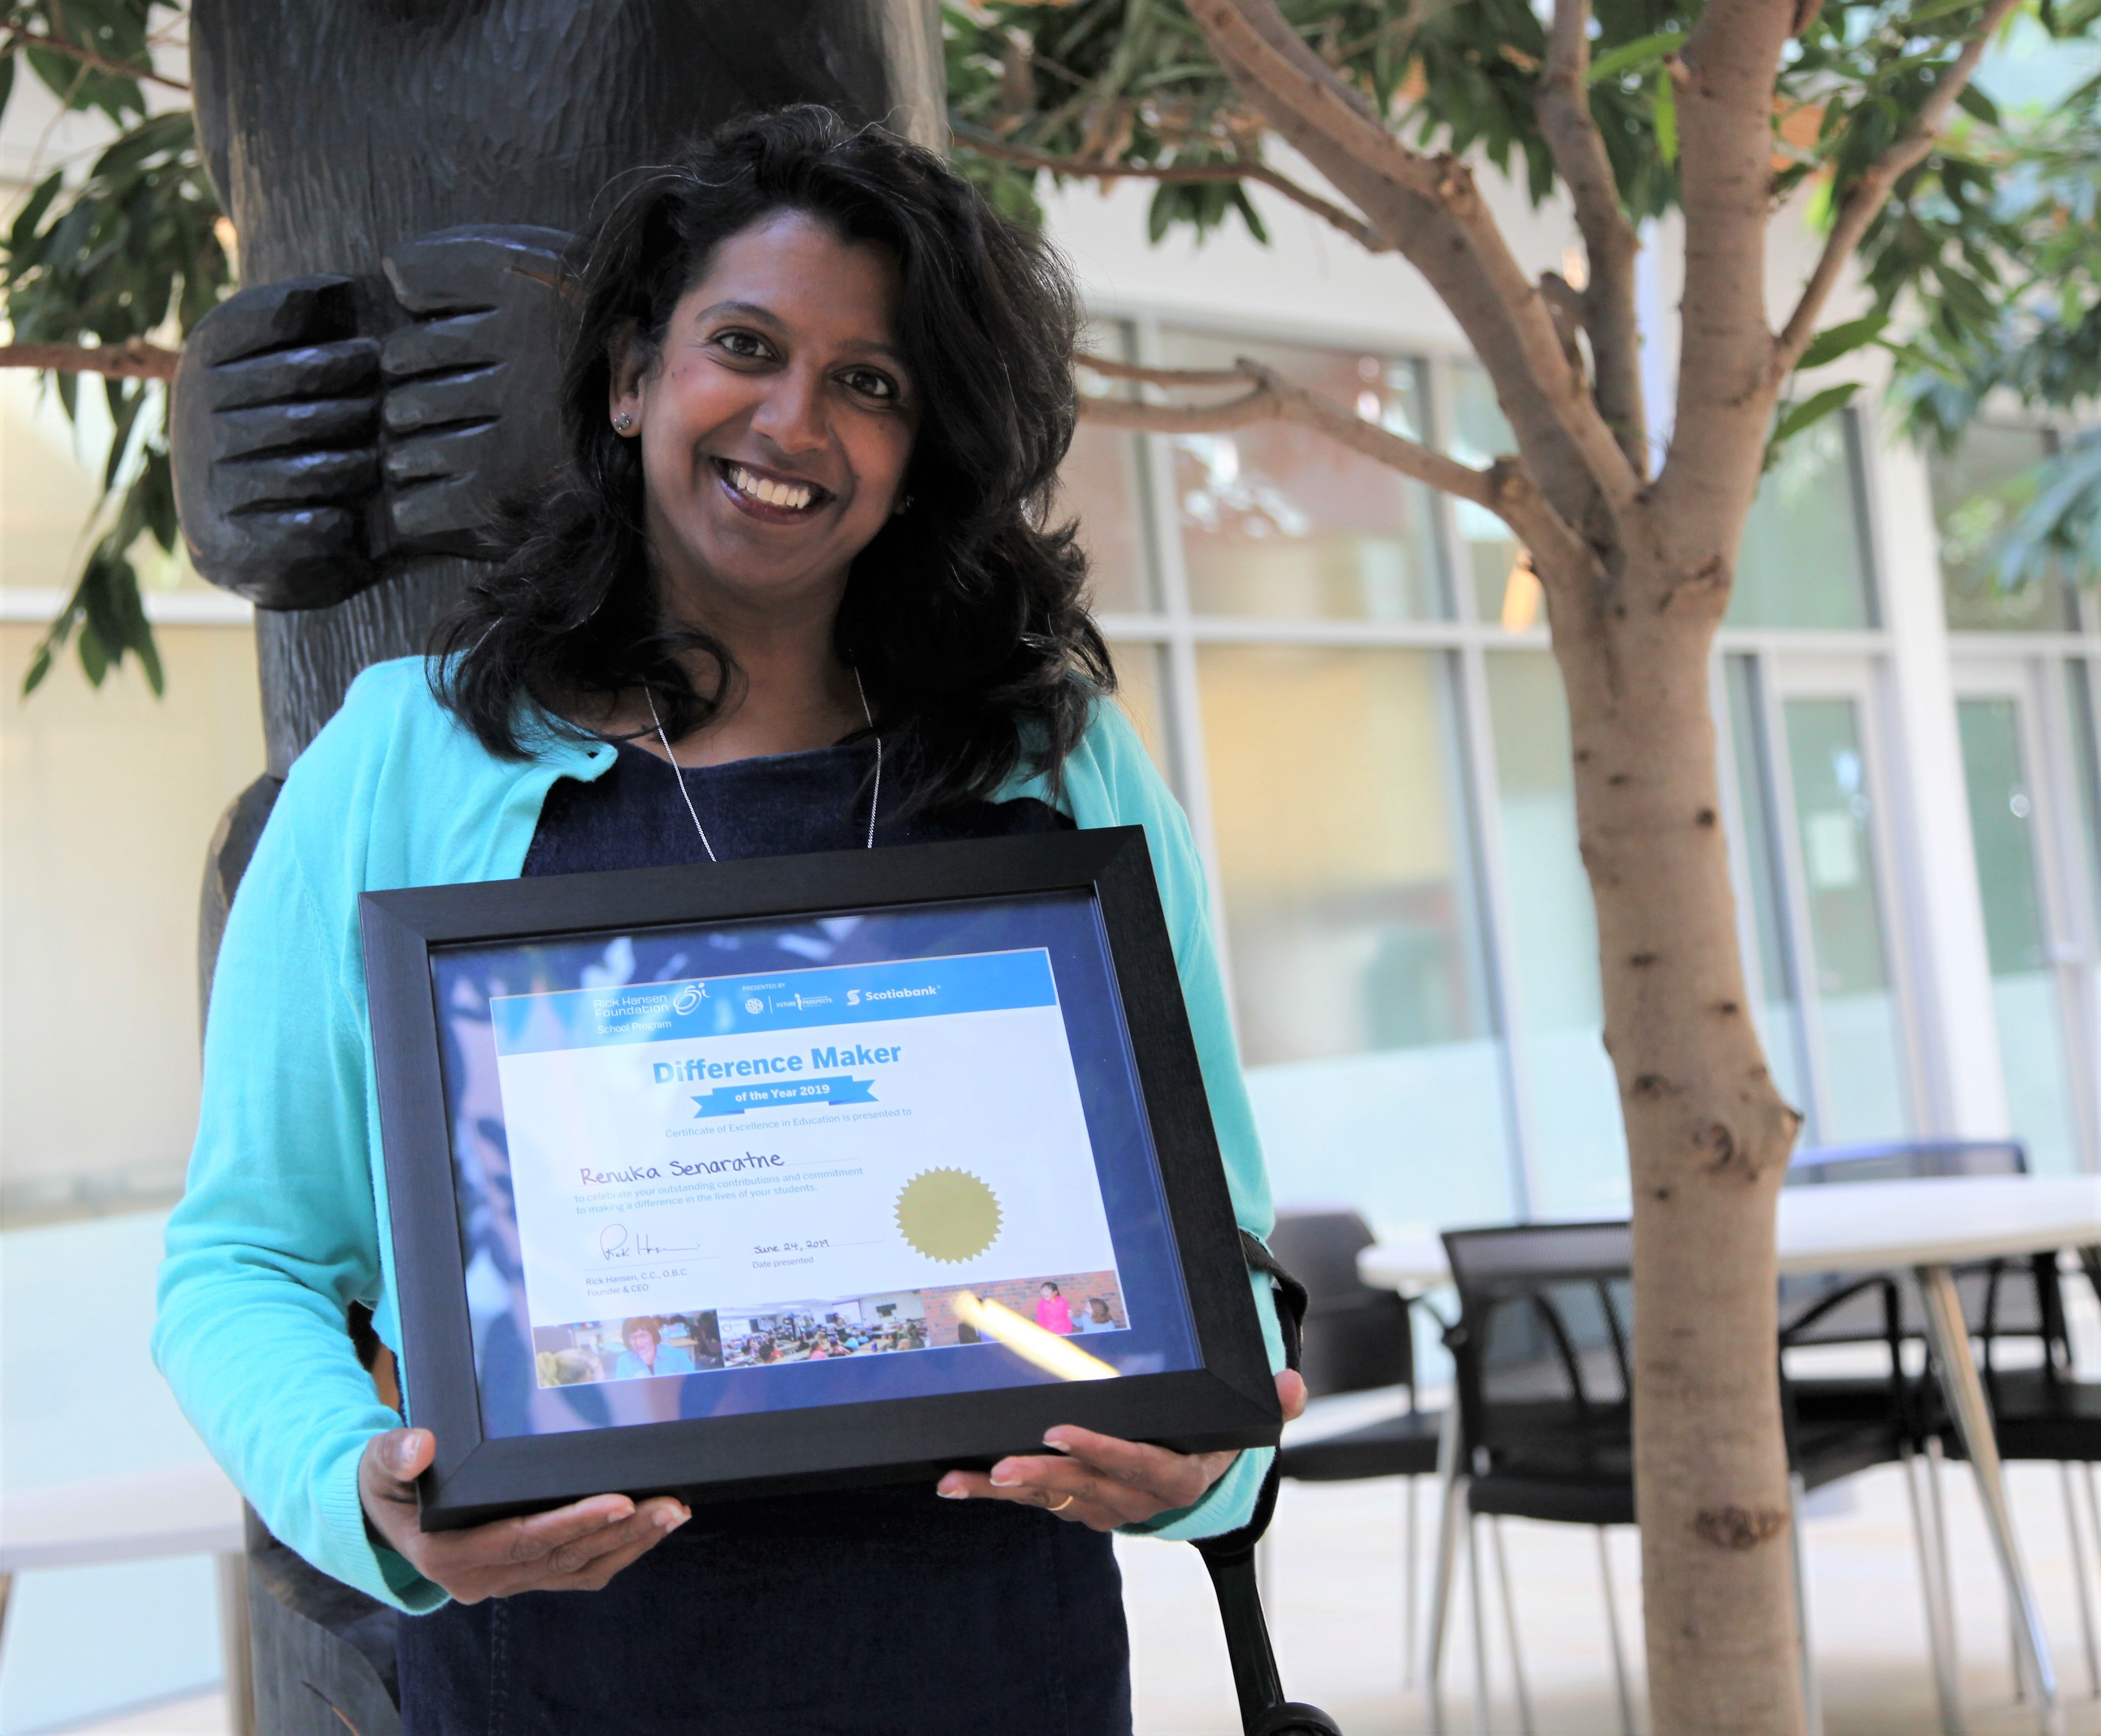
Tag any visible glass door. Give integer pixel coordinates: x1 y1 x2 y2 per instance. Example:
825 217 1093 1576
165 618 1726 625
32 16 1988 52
1952 657 2099 1173
1729 657 1921 1145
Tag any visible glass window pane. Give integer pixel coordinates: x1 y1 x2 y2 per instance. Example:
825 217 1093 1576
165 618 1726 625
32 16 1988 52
1066 321 1155 614
1447 359 1531 628
1161 328 1446 622
1482 652 1628 1214
1723 656 1809 1120
1781 699 1912 1140
1957 697 2080 1172
1728 415 1875 629
1106 640 1170 780
1929 425 2077 633
2070 659 2101 938
1198 646 1512 1230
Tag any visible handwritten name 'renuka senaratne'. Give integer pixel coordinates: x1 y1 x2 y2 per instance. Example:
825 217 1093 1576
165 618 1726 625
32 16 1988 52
579 1151 786 1187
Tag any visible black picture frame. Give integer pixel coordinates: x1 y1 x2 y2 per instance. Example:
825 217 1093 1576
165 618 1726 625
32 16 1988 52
361 826 1280 1529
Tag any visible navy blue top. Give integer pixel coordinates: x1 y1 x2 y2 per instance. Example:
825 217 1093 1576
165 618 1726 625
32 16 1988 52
394 739 1127 1736
521 736 1071 875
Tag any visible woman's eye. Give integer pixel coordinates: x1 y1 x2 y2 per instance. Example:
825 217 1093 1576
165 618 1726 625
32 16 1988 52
840 368 899 403
715 330 772 361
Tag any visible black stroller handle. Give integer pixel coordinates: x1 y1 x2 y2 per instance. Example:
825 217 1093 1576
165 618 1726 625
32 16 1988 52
1186 1234 1343 1736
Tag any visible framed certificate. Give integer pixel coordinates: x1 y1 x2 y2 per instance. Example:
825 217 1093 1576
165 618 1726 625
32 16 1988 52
362 826 1280 1528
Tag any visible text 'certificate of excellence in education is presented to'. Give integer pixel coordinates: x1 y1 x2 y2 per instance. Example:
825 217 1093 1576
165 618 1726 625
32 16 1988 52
491 950 1120 1344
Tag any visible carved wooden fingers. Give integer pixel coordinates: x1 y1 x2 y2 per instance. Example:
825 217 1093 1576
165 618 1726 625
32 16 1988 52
171 276 383 608
380 225 573 558
171 227 575 607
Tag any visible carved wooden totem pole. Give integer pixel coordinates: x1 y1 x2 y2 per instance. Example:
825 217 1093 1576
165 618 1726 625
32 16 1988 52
170 6 942 1728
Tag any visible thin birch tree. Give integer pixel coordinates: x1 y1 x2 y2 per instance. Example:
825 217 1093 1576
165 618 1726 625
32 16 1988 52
950 1 2044 1727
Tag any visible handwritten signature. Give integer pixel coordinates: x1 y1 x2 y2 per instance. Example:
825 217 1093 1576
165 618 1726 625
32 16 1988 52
598 1224 703 1262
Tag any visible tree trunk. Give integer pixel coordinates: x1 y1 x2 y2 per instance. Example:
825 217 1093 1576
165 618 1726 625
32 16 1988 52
1544 547 1805 1736
177 7 944 1727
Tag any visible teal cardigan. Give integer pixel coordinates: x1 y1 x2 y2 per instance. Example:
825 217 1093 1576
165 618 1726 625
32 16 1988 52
154 658 1282 1613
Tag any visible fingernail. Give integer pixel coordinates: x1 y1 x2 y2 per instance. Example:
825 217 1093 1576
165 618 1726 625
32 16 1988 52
989 1467 1018 1487
1041 1434 1071 1453
657 1506 687 1532
937 1485 968 1499
389 1431 423 1473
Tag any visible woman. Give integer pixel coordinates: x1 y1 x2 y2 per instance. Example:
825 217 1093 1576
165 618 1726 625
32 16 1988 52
612 1318 697 1381
154 108 1294 1735
1035 1281 1076 1336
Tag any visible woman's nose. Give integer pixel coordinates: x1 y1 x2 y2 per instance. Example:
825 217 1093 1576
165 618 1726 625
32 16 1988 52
749 364 829 456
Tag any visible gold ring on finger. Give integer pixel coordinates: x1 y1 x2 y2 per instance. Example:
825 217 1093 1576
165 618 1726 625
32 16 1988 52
1048 1493 1076 1512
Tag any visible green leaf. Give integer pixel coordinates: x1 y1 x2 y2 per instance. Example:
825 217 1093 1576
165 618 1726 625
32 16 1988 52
1765 383 1861 468
1905 0 1989 26
1587 31 1686 86
1798 314 1889 371
1654 72 1678 167
1954 84 2001 128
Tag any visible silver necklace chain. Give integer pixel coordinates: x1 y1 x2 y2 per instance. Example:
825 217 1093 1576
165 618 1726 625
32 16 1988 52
645 672 882 863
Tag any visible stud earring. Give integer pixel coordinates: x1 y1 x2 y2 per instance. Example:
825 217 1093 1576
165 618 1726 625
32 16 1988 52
893 493 915 516
613 414 634 434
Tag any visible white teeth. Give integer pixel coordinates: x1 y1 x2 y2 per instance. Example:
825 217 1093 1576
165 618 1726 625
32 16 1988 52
730 465 813 511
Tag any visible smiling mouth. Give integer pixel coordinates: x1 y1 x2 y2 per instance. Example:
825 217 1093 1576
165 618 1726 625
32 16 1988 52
716 458 830 515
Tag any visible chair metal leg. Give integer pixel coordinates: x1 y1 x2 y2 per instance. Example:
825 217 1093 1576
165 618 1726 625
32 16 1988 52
1595 1528 1635 1736
1489 1517 1534 1736
2061 1463 2101 1699
1927 1435 1962 1682
1256 1529 1274 1613
2087 1465 2101 1621
1789 1475 1825 1736
1404 1474 1419 1690
1465 1511 1492 1736
1901 1441 1968 1736
1424 1409 1466 1736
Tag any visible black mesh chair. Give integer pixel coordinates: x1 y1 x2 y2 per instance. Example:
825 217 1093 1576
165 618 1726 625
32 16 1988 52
1781 1140 2036 1352
1267 1209 1444 1683
1779 1139 2101 1714
1427 1221 1905 1736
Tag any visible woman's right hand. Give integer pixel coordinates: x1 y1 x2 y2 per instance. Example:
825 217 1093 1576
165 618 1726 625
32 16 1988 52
358 1427 689 1602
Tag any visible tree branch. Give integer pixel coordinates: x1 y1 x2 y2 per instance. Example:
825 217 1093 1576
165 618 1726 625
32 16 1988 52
2 24 191 93
1185 0 1644 523
954 125 1391 254
0 339 182 380
1538 0 1648 475
1663 0 1800 532
1772 0 2021 373
1074 353 1596 580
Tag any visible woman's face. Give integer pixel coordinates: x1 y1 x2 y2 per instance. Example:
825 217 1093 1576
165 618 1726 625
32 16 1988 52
1040 1284 1056 1298
626 1327 655 1358
612 209 917 613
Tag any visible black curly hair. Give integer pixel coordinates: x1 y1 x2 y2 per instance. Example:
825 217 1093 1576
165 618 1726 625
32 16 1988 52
431 105 1111 809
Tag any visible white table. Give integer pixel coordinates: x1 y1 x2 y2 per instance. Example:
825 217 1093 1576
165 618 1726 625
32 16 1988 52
1357 1175 2101 1736
0 1460 252 1735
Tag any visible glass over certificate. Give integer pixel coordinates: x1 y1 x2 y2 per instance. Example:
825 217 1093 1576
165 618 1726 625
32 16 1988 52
425 888 1204 1440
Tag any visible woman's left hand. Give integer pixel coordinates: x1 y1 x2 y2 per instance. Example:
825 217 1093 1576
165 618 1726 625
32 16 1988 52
936 1370 1306 1532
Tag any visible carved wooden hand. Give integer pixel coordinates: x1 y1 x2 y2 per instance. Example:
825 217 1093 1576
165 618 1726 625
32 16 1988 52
171 226 575 607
